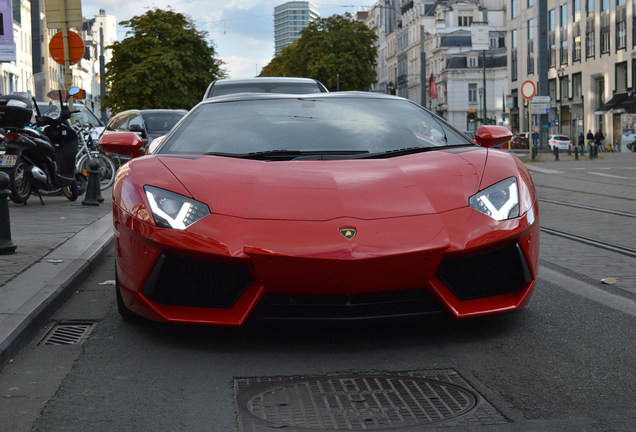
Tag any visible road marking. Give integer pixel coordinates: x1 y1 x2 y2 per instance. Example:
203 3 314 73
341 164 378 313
587 172 635 180
525 165 564 174
540 267 636 317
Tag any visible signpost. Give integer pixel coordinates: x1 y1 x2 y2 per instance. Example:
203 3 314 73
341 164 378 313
44 0 83 109
521 81 537 159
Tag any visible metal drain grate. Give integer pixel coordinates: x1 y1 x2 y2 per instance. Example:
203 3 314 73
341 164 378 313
236 370 507 431
38 321 96 346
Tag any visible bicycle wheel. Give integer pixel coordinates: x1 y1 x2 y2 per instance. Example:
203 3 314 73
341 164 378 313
77 153 116 191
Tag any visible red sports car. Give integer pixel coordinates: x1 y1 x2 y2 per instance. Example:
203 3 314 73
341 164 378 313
101 92 539 325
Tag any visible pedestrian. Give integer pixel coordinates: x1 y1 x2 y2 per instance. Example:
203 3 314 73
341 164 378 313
594 129 604 151
586 129 594 150
578 133 584 150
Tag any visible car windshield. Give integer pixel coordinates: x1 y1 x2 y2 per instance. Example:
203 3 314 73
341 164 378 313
211 82 323 97
159 97 472 157
141 112 185 133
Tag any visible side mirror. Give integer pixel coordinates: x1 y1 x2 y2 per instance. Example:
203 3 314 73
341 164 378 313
475 125 513 148
128 124 147 138
99 132 144 158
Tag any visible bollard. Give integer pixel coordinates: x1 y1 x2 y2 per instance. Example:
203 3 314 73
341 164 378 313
82 159 101 206
0 172 17 254
568 145 571 156
574 146 579 160
531 145 537 161
554 147 559 161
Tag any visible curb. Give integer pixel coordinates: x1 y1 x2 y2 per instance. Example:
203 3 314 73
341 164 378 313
0 213 114 371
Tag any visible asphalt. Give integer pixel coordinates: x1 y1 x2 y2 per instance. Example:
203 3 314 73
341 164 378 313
0 188 113 370
0 148 634 372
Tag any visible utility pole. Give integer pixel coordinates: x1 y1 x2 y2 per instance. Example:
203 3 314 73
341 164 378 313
482 50 487 124
100 24 107 123
420 25 426 108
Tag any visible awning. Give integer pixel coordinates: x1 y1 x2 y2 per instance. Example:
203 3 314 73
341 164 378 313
612 93 635 114
595 92 629 115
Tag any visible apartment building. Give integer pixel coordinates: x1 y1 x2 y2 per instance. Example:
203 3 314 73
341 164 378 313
509 0 634 144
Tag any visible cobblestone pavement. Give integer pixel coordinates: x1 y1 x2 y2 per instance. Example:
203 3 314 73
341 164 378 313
524 151 636 295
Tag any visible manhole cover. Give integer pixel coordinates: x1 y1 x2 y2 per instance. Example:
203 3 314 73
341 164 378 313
38 321 96 346
236 370 507 431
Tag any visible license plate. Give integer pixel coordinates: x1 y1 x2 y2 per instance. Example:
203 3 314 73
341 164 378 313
0 154 17 167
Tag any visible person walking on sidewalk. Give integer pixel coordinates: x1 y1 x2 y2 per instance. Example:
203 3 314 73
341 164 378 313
594 129 604 151
586 130 594 151
578 133 584 150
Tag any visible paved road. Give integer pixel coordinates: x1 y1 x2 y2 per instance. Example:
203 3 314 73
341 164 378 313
1 151 636 431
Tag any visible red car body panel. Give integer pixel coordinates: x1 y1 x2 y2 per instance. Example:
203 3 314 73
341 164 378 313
113 147 539 325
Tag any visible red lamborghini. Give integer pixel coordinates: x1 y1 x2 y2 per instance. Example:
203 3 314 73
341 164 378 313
101 92 539 326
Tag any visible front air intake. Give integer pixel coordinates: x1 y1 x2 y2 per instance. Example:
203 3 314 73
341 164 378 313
143 254 251 308
436 243 532 300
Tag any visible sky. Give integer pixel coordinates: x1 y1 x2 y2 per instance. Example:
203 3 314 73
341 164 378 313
81 0 363 79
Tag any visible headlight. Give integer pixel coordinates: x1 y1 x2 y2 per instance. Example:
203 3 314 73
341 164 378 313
469 177 519 221
144 186 210 229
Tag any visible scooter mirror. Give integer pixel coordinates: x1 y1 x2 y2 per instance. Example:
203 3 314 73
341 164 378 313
68 87 81 97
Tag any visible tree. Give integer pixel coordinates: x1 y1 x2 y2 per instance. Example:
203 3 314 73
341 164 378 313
102 8 226 114
260 13 377 91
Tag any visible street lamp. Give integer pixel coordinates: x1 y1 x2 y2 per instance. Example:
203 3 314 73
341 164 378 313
478 88 484 125
558 66 565 134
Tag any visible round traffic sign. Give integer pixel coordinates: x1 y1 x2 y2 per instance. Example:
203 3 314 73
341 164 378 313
521 80 536 100
49 31 85 66
534 126 540 133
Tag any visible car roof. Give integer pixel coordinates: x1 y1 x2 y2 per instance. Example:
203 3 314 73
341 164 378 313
113 109 188 116
212 77 322 85
198 91 405 105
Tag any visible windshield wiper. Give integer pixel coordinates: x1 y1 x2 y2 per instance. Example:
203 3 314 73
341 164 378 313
204 149 369 161
352 146 436 159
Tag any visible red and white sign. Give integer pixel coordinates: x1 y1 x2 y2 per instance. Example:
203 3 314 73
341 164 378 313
521 80 536 100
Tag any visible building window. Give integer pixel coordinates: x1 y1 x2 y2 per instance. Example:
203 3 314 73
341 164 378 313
574 35 582 61
572 73 582 97
528 0 534 7
469 57 478 67
549 79 557 102
616 62 628 91
586 0 595 16
586 28 595 57
469 84 478 102
459 16 473 27
560 3 568 27
560 75 569 100
528 19 534 75
549 9 557 67
616 3 626 50
511 0 517 18
573 0 581 21
601 29 610 53
511 29 518 80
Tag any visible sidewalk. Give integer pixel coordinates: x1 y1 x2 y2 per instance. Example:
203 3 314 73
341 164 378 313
0 190 113 370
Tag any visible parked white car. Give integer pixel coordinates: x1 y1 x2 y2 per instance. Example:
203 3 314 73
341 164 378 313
548 134 572 151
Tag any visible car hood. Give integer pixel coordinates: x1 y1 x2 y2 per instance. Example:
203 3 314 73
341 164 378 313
155 149 489 221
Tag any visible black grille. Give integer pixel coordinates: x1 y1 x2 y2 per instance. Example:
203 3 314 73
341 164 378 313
436 242 532 300
143 254 251 308
252 290 443 320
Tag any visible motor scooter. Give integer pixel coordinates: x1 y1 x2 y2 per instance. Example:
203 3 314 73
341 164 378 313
0 83 85 204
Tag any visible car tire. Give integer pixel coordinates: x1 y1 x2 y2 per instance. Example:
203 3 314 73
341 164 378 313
116 266 140 320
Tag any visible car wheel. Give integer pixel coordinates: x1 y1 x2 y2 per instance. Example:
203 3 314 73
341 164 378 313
115 266 140 320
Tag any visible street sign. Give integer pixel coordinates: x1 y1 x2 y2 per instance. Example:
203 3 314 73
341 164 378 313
532 96 551 103
531 103 550 109
45 0 83 29
49 31 85 66
534 126 540 133
521 80 536 100
531 107 550 114
506 95 513 109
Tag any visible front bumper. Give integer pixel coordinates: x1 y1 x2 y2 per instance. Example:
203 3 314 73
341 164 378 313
114 201 539 325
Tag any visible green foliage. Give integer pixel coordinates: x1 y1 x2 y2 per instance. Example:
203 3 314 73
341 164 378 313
102 8 227 114
260 13 377 91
